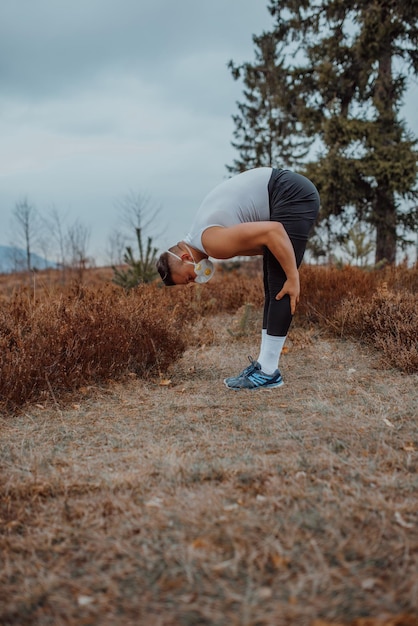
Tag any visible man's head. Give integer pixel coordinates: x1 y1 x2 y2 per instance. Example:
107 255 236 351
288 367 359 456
156 243 198 286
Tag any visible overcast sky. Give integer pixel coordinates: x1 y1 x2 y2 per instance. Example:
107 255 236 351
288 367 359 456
1 1 417 265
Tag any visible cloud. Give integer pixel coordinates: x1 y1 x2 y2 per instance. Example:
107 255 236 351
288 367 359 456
2 1 416 265
1 1 269 262
0 0 264 98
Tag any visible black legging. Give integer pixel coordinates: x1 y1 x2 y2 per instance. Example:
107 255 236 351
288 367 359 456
262 169 320 336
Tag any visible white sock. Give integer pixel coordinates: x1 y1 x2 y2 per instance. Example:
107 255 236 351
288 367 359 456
257 331 286 375
257 329 268 363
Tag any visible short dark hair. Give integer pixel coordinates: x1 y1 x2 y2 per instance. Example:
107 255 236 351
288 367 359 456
156 252 176 286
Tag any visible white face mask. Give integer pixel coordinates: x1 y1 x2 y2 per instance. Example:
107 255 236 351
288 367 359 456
166 247 215 283
193 258 215 283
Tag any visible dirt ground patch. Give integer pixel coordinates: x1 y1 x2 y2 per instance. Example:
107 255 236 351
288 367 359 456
1 312 417 626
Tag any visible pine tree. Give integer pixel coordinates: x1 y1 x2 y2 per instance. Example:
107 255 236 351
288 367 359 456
229 0 418 264
341 221 376 266
228 34 312 172
112 228 158 290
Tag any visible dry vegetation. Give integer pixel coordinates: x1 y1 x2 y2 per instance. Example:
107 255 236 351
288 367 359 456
0 264 417 625
0 263 417 414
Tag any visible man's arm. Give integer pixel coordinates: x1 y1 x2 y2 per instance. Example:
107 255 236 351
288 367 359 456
202 223 300 314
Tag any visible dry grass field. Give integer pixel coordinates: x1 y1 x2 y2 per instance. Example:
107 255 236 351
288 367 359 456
1 265 417 625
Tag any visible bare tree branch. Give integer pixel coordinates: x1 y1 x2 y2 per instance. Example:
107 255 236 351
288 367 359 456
10 198 43 272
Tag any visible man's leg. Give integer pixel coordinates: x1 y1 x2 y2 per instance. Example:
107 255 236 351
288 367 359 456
255 169 320 376
225 169 319 389
257 239 306 375
224 238 306 388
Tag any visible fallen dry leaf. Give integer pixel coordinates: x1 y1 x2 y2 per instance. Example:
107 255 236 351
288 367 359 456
270 553 290 569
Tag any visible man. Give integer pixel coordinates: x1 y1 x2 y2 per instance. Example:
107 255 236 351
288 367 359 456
157 167 320 390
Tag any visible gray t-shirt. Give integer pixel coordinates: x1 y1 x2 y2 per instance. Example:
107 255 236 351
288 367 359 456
184 167 272 254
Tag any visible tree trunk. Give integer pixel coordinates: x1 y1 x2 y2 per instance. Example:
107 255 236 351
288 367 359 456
26 240 31 273
374 187 397 264
373 33 397 265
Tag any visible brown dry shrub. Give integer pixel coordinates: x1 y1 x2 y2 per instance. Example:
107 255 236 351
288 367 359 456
297 263 417 323
1 264 416 412
296 264 418 326
0 283 187 412
332 284 418 373
0 274 264 413
298 265 418 373
162 271 264 316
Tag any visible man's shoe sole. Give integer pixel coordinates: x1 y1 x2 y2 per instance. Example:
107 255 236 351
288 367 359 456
224 380 284 391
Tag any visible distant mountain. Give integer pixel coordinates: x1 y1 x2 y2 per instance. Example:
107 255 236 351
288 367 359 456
0 246 57 273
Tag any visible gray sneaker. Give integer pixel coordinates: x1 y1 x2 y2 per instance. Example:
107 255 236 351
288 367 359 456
224 360 284 390
223 356 259 385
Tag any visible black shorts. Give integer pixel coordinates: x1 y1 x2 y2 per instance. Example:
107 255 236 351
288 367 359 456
268 169 320 242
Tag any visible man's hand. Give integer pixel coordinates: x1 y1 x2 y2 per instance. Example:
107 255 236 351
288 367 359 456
275 273 300 315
